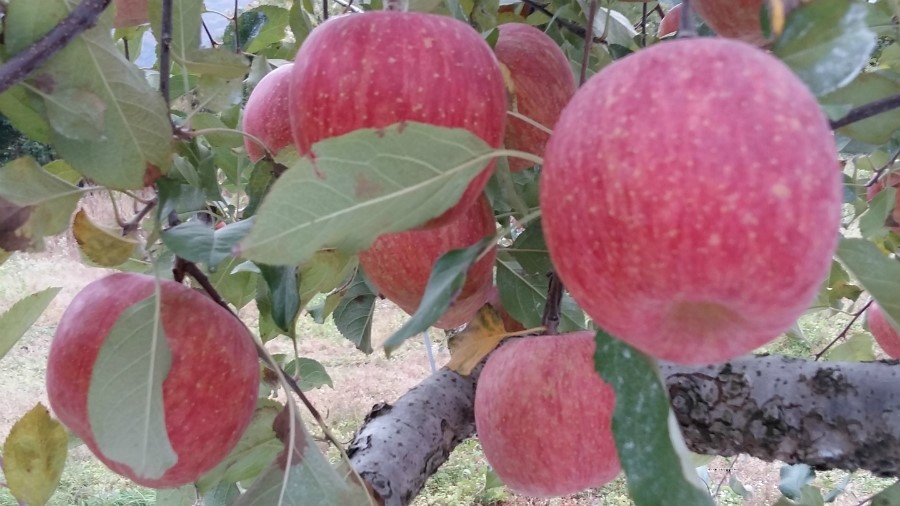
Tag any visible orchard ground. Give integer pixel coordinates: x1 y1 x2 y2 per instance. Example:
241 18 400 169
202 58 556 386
0 204 893 506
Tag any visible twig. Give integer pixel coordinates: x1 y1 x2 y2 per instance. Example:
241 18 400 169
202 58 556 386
159 0 173 112
0 0 112 95
678 0 696 37
814 299 874 360
866 149 900 188
580 0 598 86
201 19 218 47
122 198 158 235
712 455 740 499
831 93 900 130
233 0 240 53
541 272 564 335
641 2 647 47
323 0 329 19
520 0 593 40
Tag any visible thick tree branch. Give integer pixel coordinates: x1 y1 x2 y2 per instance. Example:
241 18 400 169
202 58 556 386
0 0 112 95
349 354 900 505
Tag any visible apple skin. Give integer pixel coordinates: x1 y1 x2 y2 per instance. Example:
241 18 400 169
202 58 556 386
46 273 259 488
242 63 295 162
657 3 683 37
539 38 842 365
865 172 900 233
359 196 497 329
494 23 576 172
867 303 900 359
113 0 149 28
475 331 620 497
289 12 506 228
693 0 767 46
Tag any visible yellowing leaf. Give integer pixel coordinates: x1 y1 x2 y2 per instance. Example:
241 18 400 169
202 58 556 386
447 305 540 375
2 403 68 506
72 209 138 267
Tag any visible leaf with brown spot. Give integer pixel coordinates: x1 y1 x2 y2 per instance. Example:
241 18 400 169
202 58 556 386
272 404 307 469
2 403 68 506
72 209 138 267
0 196 34 252
447 304 541 375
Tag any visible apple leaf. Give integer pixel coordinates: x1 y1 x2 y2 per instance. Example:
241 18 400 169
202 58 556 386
148 0 202 65
383 236 495 356
332 271 376 354
6 0 174 189
232 405 375 506
0 85 52 144
72 209 139 267
825 332 875 362
495 256 585 331
160 219 253 268
224 6 290 53
207 257 258 310
43 88 107 142
196 399 283 493
288 0 316 46
258 264 301 333
578 1 638 48
307 291 343 324
87 292 178 482
836 238 900 332
821 72 900 145
593 330 715 506
239 122 496 266
780 463 816 499
859 186 896 239
2 403 68 506
43 160 83 186
298 250 358 310
155 486 196 506
447 305 509 375
772 0 875 96
201 483 241 506
0 287 61 362
871 482 900 505
285 357 334 391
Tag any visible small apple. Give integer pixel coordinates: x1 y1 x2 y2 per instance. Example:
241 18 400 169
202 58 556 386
289 12 506 228
359 196 497 329
242 63 295 162
657 3 683 37
539 38 842 364
867 302 900 358
113 0 149 28
693 0 768 46
475 331 620 497
46 273 259 488
494 23 576 172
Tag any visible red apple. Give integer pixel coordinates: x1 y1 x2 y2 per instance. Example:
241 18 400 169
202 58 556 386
658 3 683 37
867 302 900 358
242 63 295 162
865 172 900 233
539 38 842 365
494 23 576 172
288 12 506 228
693 0 768 46
475 331 620 497
46 273 259 488
359 196 497 329
113 0 149 28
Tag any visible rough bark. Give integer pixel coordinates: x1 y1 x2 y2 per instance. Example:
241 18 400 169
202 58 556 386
348 355 900 506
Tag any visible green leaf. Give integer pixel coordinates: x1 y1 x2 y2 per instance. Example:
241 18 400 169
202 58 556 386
872 482 900 505
285 357 334 391
231 405 374 506
155 486 196 506
860 186 896 238
836 238 900 332
383 236 494 356
184 49 250 79
224 6 290 53
258 264 300 332
772 0 876 96
0 287 61 362
191 113 244 149
160 219 254 268
825 332 875 362
87 293 178 482
196 400 283 493
208 257 258 310
239 122 496 265
593 331 714 506
0 85 51 143
43 88 107 141
6 0 174 189
288 0 316 46
43 160 82 185
821 72 900 145
578 1 638 48
495 256 584 331
202 483 241 506
148 0 202 68
332 271 376 354
298 250 358 309
780 463 815 499
2 403 68 506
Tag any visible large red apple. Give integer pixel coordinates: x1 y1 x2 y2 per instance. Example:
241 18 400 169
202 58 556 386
693 0 767 46
46 273 259 488
657 3 683 37
113 0 149 28
494 23 576 172
539 38 841 365
867 302 900 358
359 196 496 329
289 12 506 228
475 331 620 497
242 63 295 162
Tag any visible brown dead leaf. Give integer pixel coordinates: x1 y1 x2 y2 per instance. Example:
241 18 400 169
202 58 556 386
72 209 138 266
2 403 68 506
447 304 542 375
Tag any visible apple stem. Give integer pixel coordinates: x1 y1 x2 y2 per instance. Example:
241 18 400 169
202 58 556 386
678 0 697 38
384 0 409 12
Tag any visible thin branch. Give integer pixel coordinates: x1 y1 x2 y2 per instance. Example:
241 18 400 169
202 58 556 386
831 93 900 130
678 0 696 37
323 0 330 19
641 2 647 47
866 149 900 188
814 299 874 360
580 0 598 86
520 0 594 40
122 198 158 235
0 0 112 95
159 0 174 111
201 19 218 47
233 0 240 53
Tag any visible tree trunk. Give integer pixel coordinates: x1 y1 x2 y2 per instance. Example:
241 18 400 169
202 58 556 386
348 354 900 506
